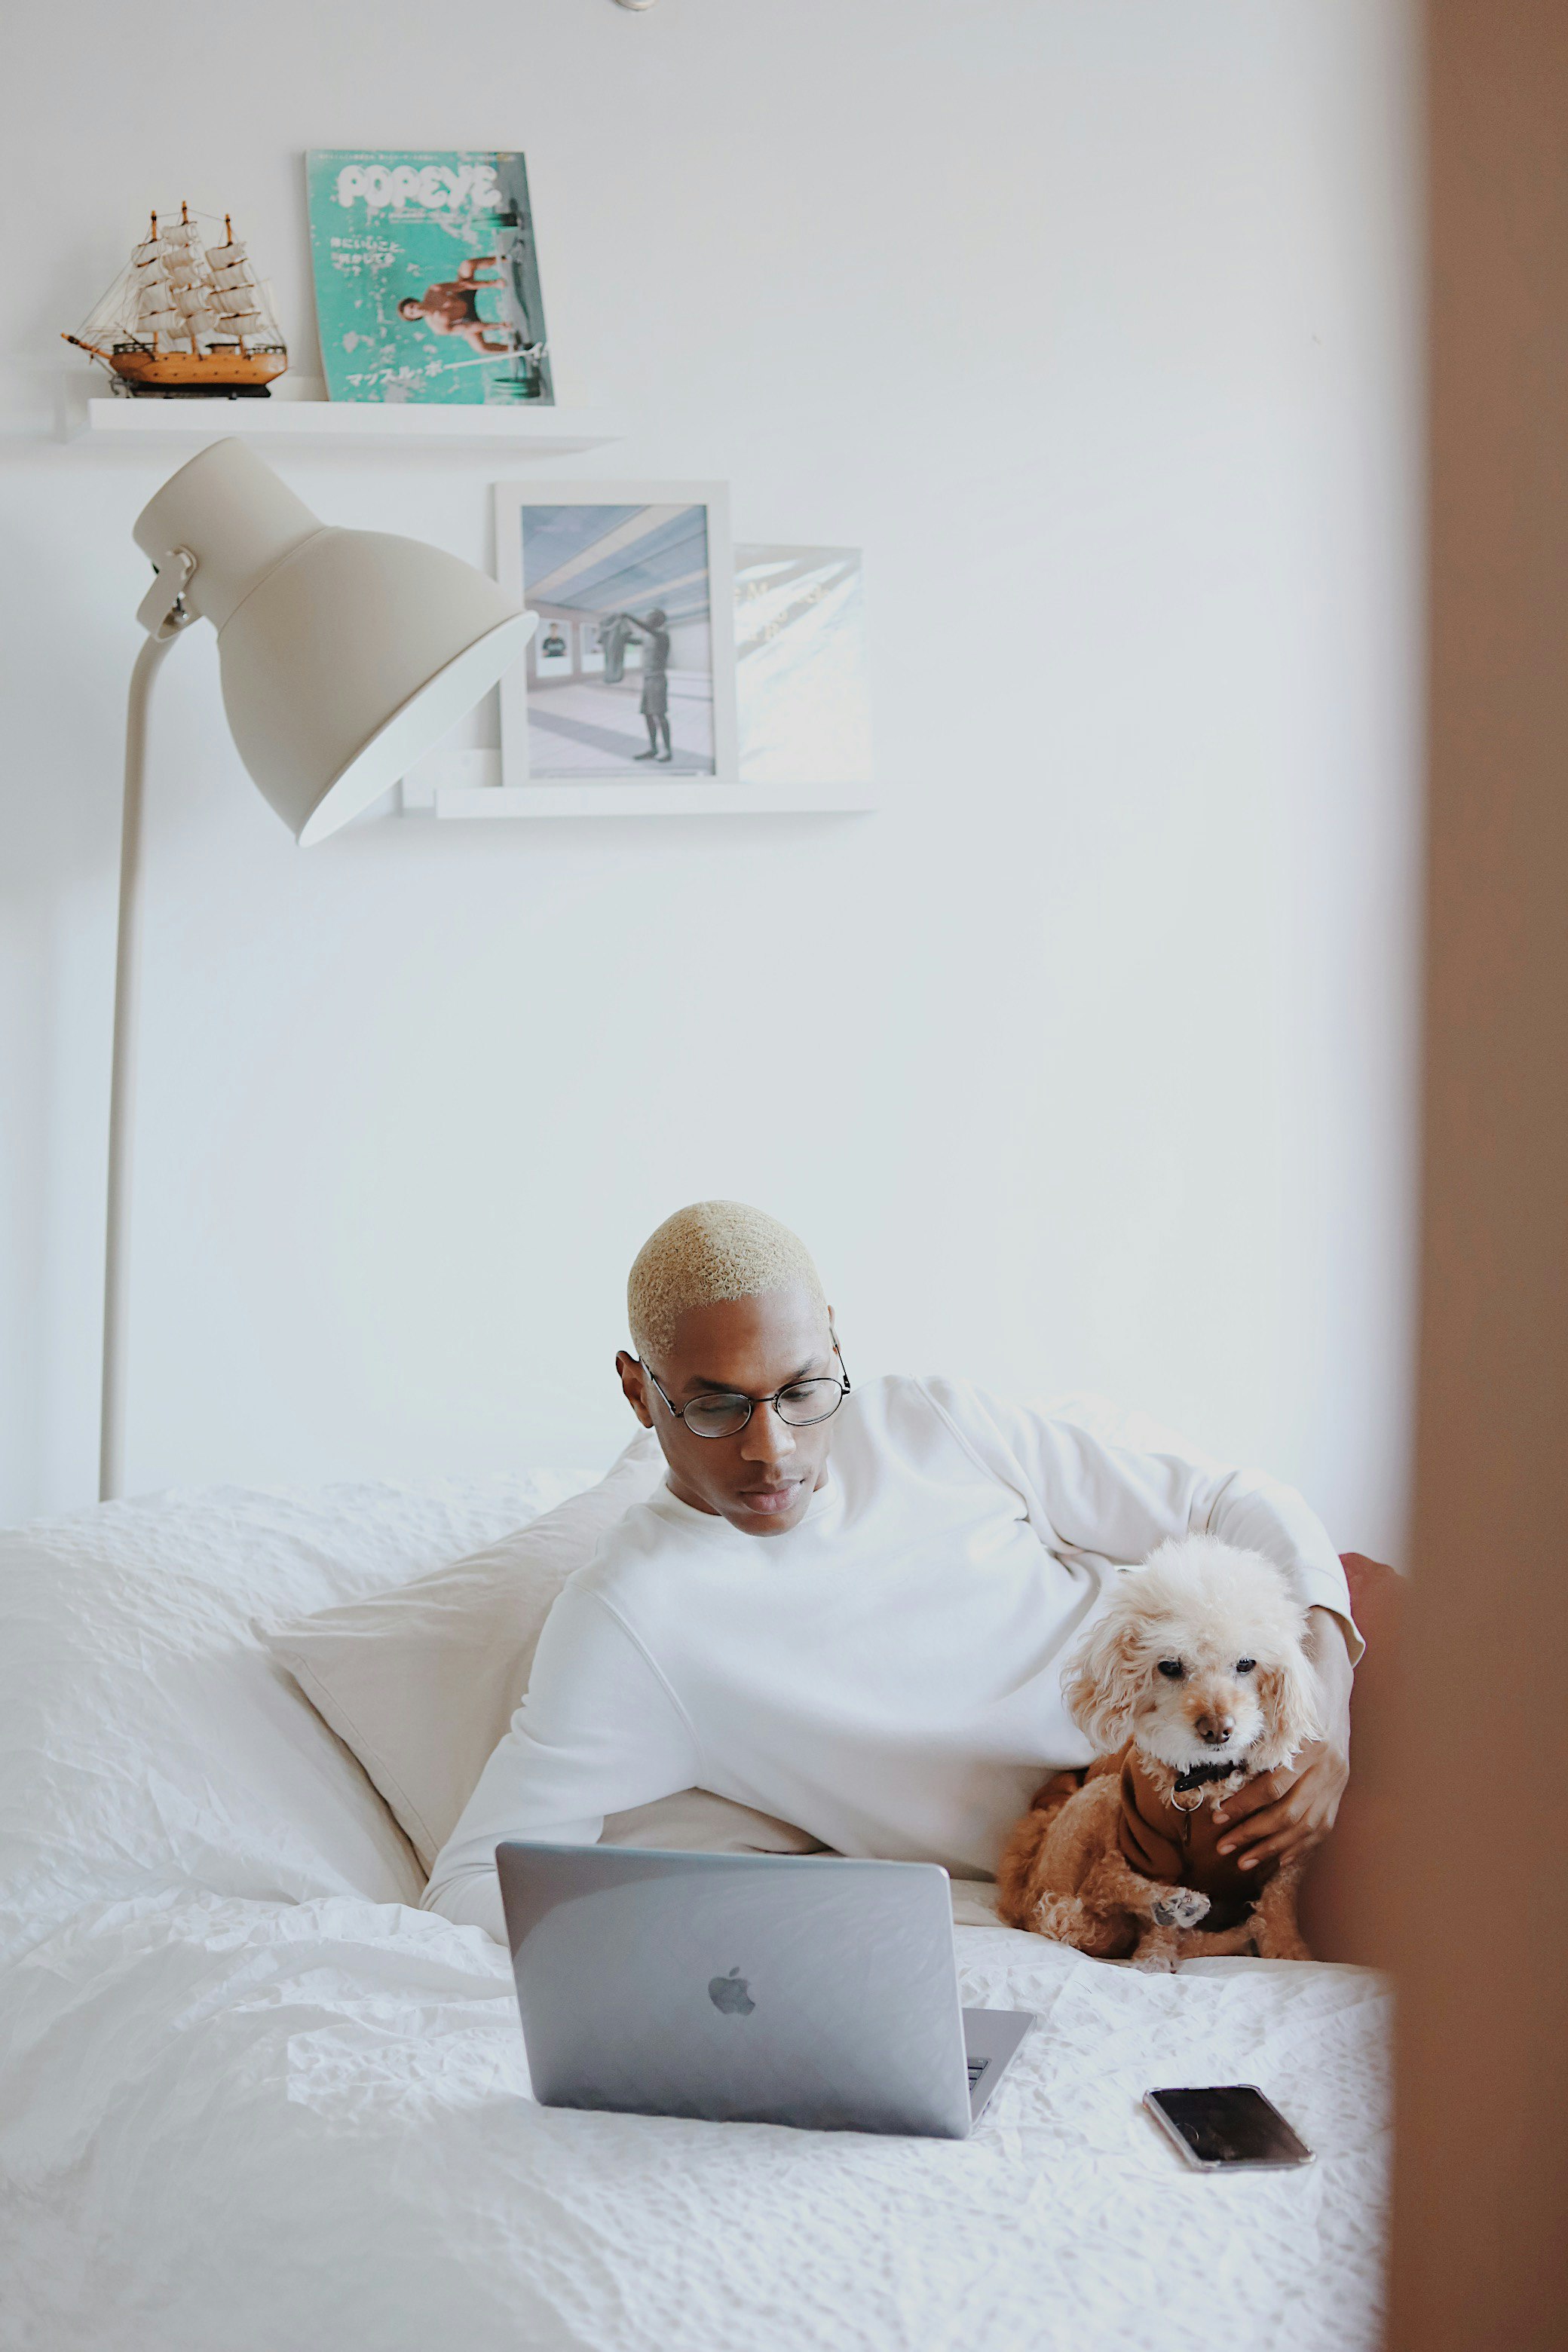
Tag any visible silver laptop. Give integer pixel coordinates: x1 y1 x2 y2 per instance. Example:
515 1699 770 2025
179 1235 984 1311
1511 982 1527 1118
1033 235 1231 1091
497 1841 1034 2139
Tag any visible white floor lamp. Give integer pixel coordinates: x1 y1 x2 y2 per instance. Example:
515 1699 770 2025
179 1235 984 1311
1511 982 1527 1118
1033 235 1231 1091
101 436 536 1502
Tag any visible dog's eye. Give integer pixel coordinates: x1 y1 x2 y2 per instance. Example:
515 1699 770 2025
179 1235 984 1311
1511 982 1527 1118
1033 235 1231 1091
1236 1657 1257 1674
1156 1659 1184 1680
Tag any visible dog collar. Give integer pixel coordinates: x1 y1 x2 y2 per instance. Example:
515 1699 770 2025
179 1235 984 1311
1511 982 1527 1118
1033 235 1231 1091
1171 1757 1242 1796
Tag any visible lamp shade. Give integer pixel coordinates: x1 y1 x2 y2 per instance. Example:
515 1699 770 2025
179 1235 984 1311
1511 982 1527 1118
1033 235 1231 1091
132 438 534 843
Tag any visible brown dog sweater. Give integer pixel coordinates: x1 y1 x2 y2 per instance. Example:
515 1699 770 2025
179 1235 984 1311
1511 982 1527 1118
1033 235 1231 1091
1114 1746 1279 1931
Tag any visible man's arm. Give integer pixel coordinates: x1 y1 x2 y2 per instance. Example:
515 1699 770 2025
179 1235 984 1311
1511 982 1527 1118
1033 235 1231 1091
1212 1604 1353 1869
421 1582 701 1942
926 1380 1364 1658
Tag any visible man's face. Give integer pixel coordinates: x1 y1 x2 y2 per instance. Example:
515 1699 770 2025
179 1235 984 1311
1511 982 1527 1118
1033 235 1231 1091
616 1286 838 1538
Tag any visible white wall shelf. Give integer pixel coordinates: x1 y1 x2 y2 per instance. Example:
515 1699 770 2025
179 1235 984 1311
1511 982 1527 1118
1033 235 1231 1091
398 750 877 820
66 397 621 456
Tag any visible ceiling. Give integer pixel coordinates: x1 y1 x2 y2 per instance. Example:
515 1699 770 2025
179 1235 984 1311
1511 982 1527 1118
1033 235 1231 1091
522 503 712 621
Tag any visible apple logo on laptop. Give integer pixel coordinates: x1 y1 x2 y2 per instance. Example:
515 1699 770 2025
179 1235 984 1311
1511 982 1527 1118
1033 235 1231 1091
708 1966 755 2017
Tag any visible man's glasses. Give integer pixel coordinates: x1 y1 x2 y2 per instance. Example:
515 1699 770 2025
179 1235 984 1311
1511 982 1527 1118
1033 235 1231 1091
641 1340 851 1440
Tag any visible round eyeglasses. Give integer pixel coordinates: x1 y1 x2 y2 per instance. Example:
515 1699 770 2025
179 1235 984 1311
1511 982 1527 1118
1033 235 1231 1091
640 1340 851 1440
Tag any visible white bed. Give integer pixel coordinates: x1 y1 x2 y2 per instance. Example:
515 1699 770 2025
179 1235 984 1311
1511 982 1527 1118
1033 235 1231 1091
0 1471 1390 2352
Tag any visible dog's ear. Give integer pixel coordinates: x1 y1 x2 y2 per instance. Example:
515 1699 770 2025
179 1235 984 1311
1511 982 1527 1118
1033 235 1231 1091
1063 1604 1145 1757
1254 1645 1321 1771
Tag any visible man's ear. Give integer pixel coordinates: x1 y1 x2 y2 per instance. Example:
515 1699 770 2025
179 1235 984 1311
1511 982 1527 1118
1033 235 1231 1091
616 1349 654 1429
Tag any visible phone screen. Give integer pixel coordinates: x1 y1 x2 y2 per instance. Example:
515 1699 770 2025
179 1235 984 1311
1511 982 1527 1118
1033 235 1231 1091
1144 2084 1314 2169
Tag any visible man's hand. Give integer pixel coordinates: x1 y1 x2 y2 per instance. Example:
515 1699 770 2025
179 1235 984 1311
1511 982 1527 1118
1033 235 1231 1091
1212 1606 1353 1872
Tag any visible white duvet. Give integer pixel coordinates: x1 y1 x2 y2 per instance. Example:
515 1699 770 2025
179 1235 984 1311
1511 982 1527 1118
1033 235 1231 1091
0 1474 1390 2352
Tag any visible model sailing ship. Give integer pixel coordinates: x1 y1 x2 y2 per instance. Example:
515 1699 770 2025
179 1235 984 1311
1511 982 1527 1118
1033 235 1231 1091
64 204 287 397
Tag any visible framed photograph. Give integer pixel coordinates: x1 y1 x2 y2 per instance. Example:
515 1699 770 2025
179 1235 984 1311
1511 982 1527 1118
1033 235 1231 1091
733 546 873 786
307 150 553 406
495 483 739 790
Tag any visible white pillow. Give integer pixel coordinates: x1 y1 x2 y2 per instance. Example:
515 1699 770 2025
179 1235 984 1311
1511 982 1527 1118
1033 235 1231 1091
263 1432 823 1873
0 1475 585 1955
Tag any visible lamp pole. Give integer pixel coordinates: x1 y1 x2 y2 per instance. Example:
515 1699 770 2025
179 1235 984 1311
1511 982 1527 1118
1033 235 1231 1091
100 592 194 1504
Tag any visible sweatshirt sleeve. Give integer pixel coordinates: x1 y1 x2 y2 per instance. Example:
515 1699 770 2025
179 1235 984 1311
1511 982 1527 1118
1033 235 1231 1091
921 1378 1363 1663
421 1577 703 1943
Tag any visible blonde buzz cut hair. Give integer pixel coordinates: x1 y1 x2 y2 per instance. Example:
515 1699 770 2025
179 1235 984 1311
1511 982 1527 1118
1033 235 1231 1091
626 1200 829 1367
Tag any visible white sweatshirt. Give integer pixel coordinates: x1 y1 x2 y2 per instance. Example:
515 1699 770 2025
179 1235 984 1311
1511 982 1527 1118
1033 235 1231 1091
423 1377 1358 1941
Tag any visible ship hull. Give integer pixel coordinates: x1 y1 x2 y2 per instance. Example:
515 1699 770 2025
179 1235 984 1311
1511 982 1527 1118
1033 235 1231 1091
106 346 287 397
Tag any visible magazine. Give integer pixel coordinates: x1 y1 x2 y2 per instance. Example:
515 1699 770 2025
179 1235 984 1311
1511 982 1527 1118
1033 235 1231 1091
306 151 553 405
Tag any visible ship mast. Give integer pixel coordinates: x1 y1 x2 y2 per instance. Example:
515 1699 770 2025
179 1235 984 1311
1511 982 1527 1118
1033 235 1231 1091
164 199 213 358
223 213 244 355
206 208 265 359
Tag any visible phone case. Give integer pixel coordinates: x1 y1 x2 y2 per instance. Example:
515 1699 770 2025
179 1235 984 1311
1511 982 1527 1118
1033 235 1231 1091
1143 2084 1315 2170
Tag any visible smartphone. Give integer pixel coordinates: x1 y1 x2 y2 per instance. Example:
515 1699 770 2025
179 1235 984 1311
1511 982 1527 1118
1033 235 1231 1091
1143 2084 1315 2171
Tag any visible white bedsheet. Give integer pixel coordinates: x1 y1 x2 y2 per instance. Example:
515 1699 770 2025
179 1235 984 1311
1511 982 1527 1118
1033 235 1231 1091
0 1475 1390 2352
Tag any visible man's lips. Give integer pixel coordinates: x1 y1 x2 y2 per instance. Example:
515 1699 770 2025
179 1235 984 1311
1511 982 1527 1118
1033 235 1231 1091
736 1481 805 1514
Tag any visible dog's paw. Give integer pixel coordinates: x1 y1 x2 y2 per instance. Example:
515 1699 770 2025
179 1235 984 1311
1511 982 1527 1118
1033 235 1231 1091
1132 1940 1181 1973
1151 1886 1210 1929
1257 1928 1312 1963
1027 1895 1079 1944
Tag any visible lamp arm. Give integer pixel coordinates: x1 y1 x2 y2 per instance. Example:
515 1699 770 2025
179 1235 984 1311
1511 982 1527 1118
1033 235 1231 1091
100 624 185 1503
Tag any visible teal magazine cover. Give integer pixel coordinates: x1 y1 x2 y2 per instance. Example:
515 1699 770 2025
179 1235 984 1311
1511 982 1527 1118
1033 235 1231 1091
306 151 553 404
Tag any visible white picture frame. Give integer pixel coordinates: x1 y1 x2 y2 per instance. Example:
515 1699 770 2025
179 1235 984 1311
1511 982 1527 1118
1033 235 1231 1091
733 544 874 788
495 480 740 799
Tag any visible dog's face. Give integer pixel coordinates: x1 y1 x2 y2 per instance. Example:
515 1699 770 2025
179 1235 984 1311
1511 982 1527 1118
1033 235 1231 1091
1134 1619 1269 1772
1063 1538 1319 1775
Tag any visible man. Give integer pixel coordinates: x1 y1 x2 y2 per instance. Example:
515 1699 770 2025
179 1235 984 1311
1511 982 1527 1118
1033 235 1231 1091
614 607 672 762
397 256 520 358
424 1202 1358 1943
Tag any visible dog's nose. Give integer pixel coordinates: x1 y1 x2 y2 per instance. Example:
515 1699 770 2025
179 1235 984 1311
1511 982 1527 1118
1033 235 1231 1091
1195 1710 1235 1746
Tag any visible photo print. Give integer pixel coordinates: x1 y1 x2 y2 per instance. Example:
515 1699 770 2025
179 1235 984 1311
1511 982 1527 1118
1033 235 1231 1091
733 546 873 786
495 485 739 786
307 150 552 405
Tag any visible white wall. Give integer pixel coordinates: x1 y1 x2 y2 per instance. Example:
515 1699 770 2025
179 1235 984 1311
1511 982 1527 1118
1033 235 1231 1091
0 0 1420 1554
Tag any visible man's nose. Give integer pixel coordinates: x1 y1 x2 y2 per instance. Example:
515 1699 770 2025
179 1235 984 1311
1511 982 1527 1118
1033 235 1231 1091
739 1400 797 1462
1194 1707 1236 1746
